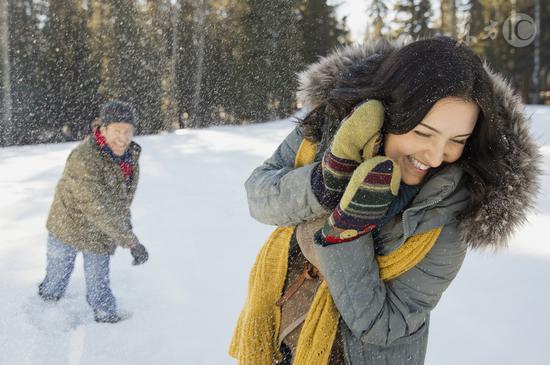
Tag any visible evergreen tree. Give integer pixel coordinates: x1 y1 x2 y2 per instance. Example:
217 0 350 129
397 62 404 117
298 0 348 65
268 1 304 116
95 0 163 134
367 0 389 39
39 0 99 141
394 0 434 39
231 0 271 120
8 0 50 144
231 0 303 122
199 0 238 126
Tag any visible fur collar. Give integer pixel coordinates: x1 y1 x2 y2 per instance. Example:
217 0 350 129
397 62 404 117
297 39 542 249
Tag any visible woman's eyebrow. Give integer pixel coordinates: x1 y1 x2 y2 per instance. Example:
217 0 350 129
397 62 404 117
419 123 472 137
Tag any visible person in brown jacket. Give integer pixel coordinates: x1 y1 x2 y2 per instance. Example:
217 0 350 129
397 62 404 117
39 100 148 323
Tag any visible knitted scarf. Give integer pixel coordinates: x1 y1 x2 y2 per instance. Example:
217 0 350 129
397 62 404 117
229 139 443 365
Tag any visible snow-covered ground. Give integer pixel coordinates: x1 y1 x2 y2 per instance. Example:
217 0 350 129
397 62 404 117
1 106 549 365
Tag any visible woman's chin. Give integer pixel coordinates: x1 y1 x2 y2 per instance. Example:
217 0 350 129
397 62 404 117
401 172 424 186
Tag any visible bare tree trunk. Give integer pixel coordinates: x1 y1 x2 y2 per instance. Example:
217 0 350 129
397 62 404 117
531 0 541 104
191 0 206 128
0 0 12 145
441 0 457 37
168 1 179 129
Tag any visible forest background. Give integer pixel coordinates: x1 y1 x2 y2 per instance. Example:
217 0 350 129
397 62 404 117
0 0 548 146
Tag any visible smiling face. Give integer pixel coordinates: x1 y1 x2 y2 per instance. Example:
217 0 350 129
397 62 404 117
101 122 135 157
383 97 479 186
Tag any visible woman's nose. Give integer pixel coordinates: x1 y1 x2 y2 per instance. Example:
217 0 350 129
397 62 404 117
424 144 445 168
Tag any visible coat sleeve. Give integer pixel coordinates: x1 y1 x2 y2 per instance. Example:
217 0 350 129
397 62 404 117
244 126 330 226
65 150 138 248
313 223 467 346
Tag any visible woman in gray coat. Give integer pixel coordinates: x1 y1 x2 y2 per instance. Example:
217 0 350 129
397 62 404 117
242 37 540 364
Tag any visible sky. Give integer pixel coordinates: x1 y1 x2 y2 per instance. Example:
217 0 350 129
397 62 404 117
330 0 368 41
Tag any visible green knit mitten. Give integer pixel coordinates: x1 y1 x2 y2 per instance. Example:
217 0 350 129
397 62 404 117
314 156 401 245
312 100 385 209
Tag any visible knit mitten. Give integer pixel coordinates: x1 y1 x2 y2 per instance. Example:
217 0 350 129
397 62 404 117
314 156 401 246
311 100 385 209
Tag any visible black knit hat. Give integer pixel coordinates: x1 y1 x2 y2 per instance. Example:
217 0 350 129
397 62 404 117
100 100 136 126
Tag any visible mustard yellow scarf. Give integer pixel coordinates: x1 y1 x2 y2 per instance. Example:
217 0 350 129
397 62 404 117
229 139 442 365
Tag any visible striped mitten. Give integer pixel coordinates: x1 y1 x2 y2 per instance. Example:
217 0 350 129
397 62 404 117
311 100 384 209
314 156 401 246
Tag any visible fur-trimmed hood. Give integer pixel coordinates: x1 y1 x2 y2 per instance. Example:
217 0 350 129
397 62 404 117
297 39 542 249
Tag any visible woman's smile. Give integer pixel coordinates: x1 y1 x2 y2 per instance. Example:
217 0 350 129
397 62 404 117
406 155 430 174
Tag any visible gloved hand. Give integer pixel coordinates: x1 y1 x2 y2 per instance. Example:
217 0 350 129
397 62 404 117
130 242 149 265
311 99 384 209
314 156 401 246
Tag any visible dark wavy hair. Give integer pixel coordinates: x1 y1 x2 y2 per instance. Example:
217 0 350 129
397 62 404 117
301 36 504 222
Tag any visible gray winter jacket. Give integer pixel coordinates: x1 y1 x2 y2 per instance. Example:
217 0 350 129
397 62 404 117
244 40 540 365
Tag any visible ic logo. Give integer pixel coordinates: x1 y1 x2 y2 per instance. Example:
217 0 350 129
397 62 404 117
503 13 537 47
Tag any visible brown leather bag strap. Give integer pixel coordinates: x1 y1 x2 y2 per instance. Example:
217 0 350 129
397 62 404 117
276 263 319 306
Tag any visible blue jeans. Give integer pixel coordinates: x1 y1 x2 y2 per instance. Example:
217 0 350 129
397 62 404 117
39 234 117 316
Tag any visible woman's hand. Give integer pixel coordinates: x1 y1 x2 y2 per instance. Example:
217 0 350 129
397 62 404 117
315 156 401 246
311 100 384 209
